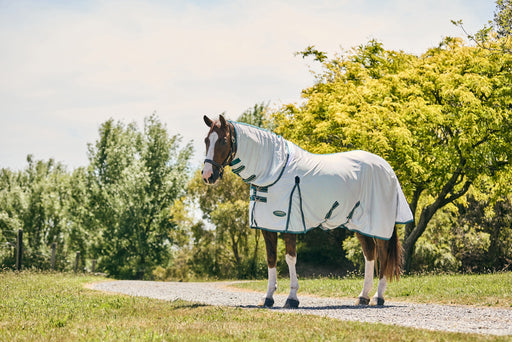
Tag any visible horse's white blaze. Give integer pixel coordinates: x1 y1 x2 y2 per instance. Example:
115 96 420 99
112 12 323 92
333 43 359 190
202 132 218 181
265 267 277 299
286 254 299 301
359 256 374 299
374 275 387 300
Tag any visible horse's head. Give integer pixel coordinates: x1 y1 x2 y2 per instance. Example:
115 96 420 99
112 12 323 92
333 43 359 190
202 114 236 185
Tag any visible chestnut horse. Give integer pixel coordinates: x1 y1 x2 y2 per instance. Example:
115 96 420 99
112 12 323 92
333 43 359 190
202 115 412 308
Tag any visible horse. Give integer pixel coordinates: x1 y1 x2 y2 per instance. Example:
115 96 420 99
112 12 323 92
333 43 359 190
202 114 414 308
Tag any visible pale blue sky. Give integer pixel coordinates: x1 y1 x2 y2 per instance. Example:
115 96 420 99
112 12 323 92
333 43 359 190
0 0 496 170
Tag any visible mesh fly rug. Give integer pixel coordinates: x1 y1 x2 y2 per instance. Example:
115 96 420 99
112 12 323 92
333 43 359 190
229 122 414 240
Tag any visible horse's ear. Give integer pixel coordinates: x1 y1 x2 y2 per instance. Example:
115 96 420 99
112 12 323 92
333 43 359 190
204 115 213 127
219 114 227 128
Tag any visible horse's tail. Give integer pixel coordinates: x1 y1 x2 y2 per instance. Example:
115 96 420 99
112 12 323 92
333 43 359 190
383 226 403 281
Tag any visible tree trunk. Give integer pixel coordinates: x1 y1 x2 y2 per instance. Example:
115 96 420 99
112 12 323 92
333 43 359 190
251 229 260 272
402 182 470 273
402 204 437 272
230 233 240 266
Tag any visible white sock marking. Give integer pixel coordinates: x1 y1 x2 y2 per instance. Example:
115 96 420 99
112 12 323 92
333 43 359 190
374 276 387 300
286 254 299 301
266 267 277 299
359 257 374 299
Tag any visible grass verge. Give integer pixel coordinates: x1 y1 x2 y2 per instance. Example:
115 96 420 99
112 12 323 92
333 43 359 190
0 271 509 341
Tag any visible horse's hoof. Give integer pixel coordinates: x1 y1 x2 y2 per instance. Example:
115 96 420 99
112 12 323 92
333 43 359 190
283 298 300 309
258 297 274 308
370 297 385 306
355 297 370 306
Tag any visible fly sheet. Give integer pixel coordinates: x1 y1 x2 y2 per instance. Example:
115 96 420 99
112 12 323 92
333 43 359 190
229 122 414 240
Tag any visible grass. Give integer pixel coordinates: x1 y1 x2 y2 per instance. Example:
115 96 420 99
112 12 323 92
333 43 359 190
0 271 510 341
232 272 512 308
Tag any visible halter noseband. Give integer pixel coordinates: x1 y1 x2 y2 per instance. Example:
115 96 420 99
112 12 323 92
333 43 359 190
204 122 237 179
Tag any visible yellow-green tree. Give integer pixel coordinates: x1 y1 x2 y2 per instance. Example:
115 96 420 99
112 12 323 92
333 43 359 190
186 169 259 275
273 38 512 271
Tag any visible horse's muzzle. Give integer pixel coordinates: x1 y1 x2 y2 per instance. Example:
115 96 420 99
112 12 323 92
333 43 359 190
202 167 222 185
203 175 217 185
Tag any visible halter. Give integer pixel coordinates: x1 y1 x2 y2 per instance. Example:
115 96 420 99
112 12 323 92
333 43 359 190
204 122 237 179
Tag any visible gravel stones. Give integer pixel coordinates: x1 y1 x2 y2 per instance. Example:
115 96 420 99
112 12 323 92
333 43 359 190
91 281 512 336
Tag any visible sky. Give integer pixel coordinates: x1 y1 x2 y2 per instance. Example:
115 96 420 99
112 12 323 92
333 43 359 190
0 0 496 171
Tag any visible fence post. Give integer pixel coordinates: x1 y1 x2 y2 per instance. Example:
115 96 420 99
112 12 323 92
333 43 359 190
15 229 23 271
74 251 80 273
51 242 56 271
91 259 96 273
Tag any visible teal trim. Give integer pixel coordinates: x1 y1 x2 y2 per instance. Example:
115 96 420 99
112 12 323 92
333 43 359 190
232 165 245 174
243 175 256 183
324 201 339 220
395 219 414 225
249 224 393 240
250 195 267 203
285 176 306 233
228 120 281 139
230 158 241 166
346 201 360 220
264 143 290 187
251 185 268 193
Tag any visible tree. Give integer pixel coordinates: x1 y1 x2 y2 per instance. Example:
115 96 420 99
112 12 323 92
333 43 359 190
453 0 512 54
0 168 26 266
454 194 512 271
87 114 192 278
237 102 270 128
272 39 512 271
0 156 76 269
186 169 258 277
495 0 512 38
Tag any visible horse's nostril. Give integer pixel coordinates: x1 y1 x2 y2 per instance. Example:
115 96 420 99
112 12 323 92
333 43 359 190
202 175 215 185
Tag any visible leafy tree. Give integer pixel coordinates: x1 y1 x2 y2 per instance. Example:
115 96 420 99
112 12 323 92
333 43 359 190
494 0 512 38
186 169 260 278
455 195 512 271
237 102 270 128
0 168 26 266
453 0 512 53
272 39 512 272
87 114 192 279
0 156 75 269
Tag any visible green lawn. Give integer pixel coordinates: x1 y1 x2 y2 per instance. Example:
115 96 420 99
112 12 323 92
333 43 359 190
232 272 512 308
0 271 510 341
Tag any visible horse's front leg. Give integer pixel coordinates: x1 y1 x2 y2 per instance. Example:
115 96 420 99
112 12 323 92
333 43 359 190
283 233 299 308
259 230 278 307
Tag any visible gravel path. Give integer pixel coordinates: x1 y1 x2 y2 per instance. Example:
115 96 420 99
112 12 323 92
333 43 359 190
90 280 512 336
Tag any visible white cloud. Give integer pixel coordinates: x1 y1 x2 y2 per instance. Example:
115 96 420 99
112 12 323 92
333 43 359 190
0 0 495 170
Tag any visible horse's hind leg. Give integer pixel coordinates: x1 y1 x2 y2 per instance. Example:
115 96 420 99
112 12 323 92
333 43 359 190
259 230 278 307
355 233 376 306
283 233 299 308
370 227 402 306
371 238 389 306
